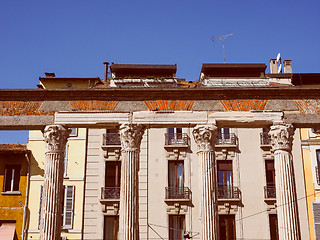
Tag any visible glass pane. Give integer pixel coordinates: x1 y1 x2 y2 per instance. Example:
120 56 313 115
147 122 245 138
317 150 320 166
218 171 224 186
169 163 176 187
177 163 184 188
13 165 21 191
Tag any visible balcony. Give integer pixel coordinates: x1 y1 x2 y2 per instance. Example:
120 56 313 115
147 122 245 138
165 133 190 147
217 186 241 201
264 186 276 204
216 133 237 147
260 132 271 146
103 133 121 146
316 166 320 185
165 187 191 202
101 187 120 200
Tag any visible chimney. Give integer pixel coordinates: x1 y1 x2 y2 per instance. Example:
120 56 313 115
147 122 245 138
283 60 292 73
45 72 55 78
103 62 109 82
269 59 277 74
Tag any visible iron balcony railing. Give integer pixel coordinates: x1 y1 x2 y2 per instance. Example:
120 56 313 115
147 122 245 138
165 133 190 146
101 187 120 199
165 187 191 200
217 186 240 199
216 133 237 146
103 133 121 145
264 185 276 199
316 166 320 185
260 132 271 145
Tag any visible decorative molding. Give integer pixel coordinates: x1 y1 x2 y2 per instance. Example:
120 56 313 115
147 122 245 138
119 123 146 151
69 100 118 111
43 125 70 153
295 100 320 114
192 125 218 152
220 100 267 111
144 100 194 111
269 123 294 152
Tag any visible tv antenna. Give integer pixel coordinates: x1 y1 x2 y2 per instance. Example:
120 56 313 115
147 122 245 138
212 33 233 63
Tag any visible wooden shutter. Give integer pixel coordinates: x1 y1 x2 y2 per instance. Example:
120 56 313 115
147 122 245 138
313 203 320 239
63 185 75 229
38 185 43 230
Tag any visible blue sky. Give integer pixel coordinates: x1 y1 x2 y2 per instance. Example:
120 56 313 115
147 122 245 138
0 0 320 143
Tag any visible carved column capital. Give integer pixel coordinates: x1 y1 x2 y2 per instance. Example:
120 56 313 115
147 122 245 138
119 123 146 151
193 125 218 152
43 125 70 153
269 122 295 152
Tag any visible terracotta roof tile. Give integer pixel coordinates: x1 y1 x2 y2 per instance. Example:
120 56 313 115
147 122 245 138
0 144 30 153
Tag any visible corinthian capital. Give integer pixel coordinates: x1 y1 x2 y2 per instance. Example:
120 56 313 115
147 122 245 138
269 122 295 152
119 123 146 151
193 125 218 152
43 125 70 153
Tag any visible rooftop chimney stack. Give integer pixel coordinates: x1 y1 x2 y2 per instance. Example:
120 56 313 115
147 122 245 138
283 60 292 73
269 59 277 74
44 72 55 78
103 62 109 82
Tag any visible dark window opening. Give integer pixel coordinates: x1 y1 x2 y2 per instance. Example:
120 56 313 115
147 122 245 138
219 215 235 240
169 215 185 240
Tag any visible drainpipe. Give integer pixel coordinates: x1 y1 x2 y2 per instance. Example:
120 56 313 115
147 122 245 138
22 153 30 240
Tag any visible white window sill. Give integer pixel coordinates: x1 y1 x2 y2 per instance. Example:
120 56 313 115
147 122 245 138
1 191 21 195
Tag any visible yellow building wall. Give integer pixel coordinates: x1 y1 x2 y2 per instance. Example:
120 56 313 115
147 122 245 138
26 128 87 240
300 128 320 240
0 153 29 240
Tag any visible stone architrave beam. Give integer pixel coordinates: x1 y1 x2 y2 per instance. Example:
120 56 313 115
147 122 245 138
40 125 70 240
193 124 219 240
118 123 146 240
269 122 301 240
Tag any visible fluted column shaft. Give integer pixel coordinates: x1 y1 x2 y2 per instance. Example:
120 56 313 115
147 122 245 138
269 122 301 240
40 125 70 240
193 125 218 240
119 123 146 240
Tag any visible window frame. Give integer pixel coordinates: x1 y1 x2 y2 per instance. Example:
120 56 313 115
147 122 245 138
3 164 21 193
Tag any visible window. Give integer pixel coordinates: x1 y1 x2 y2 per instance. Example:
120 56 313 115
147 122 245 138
38 185 75 229
3 165 21 192
167 128 183 145
219 128 230 138
168 161 184 198
218 161 233 187
169 215 185 240
64 143 69 177
269 214 279 240
317 150 320 166
104 216 119 240
106 162 121 188
219 215 235 240
69 128 78 137
265 160 275 186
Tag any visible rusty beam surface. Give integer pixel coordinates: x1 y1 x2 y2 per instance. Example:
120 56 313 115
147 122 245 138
0 87 320 101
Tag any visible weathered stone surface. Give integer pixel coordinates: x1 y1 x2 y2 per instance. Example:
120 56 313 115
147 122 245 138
192 100 224 111
39 101 73 112
115 101 148 111
0 115 54 130
265 100 299 111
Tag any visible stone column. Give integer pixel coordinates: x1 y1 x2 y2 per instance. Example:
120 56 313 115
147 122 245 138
40 125 70 240
269 122 301 240
119 123 146 240
193 124 219 240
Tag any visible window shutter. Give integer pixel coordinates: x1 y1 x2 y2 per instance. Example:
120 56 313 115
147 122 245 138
63 185 75 229
38 185 43 230
313 203 320 238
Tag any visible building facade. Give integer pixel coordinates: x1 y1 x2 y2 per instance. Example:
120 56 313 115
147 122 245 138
0 144 30 240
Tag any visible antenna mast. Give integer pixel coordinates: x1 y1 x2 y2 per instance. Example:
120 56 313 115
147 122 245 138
212 33 233 63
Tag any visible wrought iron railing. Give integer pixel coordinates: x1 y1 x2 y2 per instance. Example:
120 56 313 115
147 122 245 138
216 133 237 146
260 132 271 145
103 133 121 145
165 133 190 146
217 186 240 199
165 187 191 200
264 186 276 199
101 187 120 199
316 166 320 185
